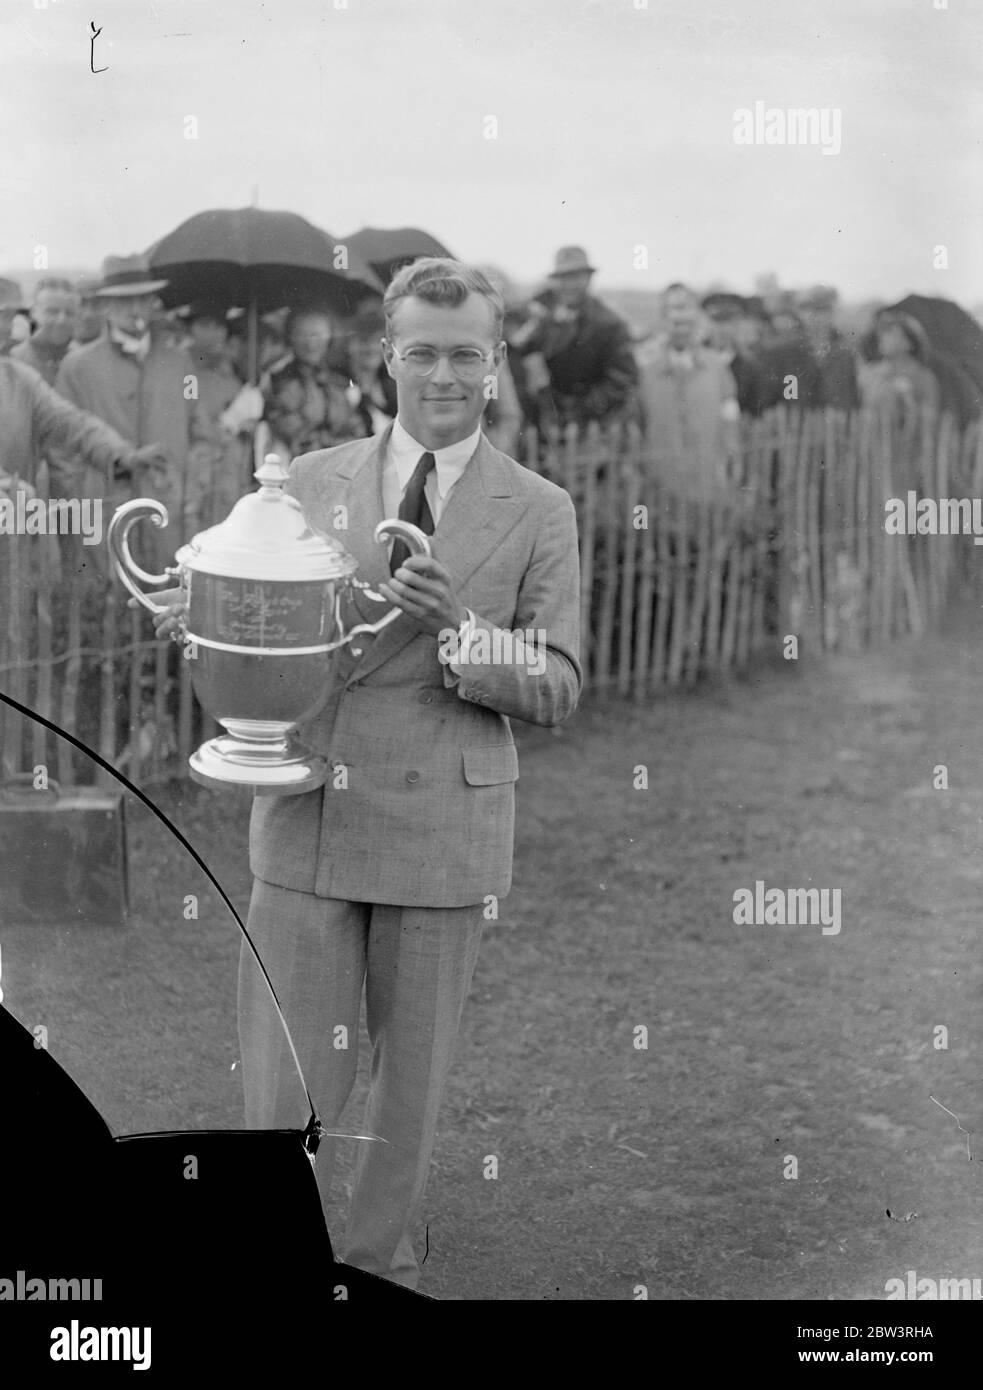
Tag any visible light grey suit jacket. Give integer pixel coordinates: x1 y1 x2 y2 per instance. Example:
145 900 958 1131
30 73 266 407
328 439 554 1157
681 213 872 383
248 423 582 907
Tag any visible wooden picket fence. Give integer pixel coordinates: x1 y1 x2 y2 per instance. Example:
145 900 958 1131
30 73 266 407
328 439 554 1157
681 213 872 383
520 407 982 694
1 406 980 787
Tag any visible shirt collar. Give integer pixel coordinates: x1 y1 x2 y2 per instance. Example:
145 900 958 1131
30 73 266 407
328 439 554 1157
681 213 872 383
108 324 152 363
390 416 481 498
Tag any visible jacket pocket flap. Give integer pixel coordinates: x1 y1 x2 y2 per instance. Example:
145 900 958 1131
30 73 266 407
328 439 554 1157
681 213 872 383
462 743 519 786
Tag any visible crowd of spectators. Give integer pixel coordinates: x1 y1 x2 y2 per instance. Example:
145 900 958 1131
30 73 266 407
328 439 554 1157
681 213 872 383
3 246 982 545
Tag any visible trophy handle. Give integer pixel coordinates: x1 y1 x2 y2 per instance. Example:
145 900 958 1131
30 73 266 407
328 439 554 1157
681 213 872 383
345 520 432 649
106 498 180 614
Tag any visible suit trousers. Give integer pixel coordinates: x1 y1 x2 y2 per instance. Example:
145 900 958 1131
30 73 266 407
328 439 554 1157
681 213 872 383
237 878 484 1290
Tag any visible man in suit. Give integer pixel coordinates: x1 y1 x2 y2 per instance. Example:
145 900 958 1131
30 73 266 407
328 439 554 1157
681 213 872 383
637 282 741 504
165 259 582 1291
54 254 209 572
509 246 638 432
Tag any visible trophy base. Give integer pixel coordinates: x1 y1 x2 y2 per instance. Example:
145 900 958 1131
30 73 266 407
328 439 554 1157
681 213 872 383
189 734 327 796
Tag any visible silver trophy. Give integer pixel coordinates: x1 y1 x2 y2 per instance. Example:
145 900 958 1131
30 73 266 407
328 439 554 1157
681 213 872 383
107 456 430 794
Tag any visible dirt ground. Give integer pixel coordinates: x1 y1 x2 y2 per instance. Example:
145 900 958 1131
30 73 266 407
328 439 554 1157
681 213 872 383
4 592 983 1301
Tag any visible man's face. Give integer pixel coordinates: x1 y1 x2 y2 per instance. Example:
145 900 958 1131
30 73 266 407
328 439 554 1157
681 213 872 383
76 296 106 343
551 270 592 310
33 288 79 348
664 288 699 348
384 292 503 448
105 293 158 337
291 314 332 366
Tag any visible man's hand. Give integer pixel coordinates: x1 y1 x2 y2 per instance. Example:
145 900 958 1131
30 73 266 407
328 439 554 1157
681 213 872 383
126 587 187 641
378 554 466 637
219 385 264 435
132 443 171 493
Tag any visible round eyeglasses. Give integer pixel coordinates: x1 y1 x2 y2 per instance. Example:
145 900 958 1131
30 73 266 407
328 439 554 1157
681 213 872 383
386 344 497 380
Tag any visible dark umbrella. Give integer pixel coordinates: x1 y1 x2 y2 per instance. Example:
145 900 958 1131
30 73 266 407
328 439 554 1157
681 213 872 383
147 207 379 382
882 293 983 422
343 226 453 288
0 690 428 1363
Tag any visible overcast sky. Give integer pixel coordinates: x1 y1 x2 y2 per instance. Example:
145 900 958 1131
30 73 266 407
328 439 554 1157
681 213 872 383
2 0 981 303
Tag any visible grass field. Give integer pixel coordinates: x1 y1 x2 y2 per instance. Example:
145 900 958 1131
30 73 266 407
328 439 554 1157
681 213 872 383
3 595 983 1300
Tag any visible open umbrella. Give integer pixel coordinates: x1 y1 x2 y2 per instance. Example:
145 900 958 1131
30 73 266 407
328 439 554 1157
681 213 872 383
882 294 983 424
343 226 453 288
0 691 427 1372
147 208 379 382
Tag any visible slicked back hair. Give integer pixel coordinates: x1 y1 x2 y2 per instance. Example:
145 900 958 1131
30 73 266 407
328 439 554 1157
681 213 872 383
384 257 505 343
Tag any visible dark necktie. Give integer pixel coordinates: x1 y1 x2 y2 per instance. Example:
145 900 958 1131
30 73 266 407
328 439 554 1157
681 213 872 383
390 451 436 573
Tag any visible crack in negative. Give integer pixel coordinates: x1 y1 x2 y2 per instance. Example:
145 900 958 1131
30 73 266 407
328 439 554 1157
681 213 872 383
930 1095 972 1161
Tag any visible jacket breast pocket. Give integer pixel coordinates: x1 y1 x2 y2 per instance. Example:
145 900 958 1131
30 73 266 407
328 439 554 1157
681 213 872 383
461 743 520 786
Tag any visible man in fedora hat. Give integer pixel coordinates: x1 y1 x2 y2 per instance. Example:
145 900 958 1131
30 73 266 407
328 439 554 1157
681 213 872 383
54 254 209 570
510 245 637 431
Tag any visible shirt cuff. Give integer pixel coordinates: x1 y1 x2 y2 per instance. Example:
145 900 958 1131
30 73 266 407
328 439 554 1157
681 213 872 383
438 608 477 670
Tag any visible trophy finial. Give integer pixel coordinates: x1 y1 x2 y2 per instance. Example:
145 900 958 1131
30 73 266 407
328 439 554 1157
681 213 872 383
254 454 290 496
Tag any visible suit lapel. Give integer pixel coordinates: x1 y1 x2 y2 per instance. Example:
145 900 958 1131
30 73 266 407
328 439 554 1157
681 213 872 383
321 425 389 579
345 432 527 680
429 436 525 586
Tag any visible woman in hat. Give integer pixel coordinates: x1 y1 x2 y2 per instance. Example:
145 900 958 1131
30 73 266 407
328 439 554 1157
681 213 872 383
179 303 251 530
859 310 941 490
263 306 368 458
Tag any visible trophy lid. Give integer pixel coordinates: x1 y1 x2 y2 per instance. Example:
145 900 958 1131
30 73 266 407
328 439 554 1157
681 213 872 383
175 456 358 581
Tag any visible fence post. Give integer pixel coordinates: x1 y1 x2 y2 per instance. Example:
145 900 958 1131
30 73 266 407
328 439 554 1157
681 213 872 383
127 607 143 786
2 521 31 780
578 422 598 686
593 421 621 690
637 473 660 698
97 580 118 788
685 499 712 686
31 461 56 773
618 424 642 698
58 532 83 784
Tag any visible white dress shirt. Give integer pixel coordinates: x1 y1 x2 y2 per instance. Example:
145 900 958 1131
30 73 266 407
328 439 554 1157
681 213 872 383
382 416 482 664
381 416 481 525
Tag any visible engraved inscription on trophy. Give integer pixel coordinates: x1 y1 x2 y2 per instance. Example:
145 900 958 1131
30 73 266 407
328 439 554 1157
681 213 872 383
214 582 311 646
